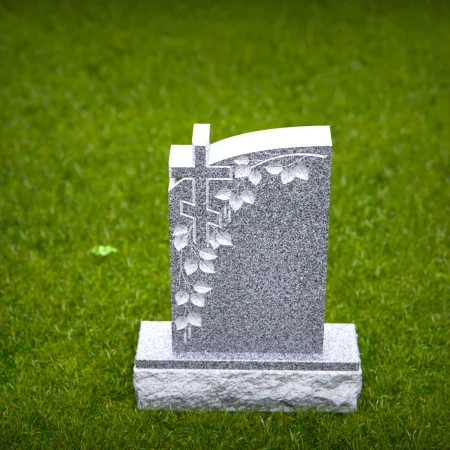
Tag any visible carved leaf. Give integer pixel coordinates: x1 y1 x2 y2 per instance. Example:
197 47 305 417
293 163 309 180
200 259 215 274
234 156 249 165
175 290 190 305
280 168 295 184
174 233 189 251
187 311 202 327
209 233 220 249
199 247 218 260
229 193 244 211
240 189 255 204
215 188 232 201
216 229 232 246
235 165 251 178
194 280 212 294
190 293 205 307
172 224 188 236
248 169 262 186
265 163 283 174
175 316 188 330
184 258 198 275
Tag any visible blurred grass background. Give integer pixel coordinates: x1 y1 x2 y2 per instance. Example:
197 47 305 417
0 0 448 448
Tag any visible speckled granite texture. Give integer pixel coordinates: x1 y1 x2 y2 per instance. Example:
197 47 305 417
135 321 361 371
133 125 362 412
168 127 332 354
134 366 362 412
134 322 362 411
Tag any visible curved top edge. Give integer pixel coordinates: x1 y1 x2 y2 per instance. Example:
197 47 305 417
168 126 333 190
209 126 331 165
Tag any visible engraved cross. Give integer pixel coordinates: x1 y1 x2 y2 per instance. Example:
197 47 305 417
169 124 232 246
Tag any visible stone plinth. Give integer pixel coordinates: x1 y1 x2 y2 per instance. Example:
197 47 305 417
134 321 362 412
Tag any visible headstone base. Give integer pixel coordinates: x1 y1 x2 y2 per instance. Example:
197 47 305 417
133 322 362 412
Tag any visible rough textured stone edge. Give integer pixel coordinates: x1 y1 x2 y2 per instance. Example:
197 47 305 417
134 367 362 412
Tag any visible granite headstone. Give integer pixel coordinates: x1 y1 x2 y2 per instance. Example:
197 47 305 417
134 124 362 411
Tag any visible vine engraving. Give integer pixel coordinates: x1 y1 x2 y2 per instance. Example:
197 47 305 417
172 152 326 343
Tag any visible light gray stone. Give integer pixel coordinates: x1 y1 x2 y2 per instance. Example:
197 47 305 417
133 124 362 412
134 366 362 412
135 322 361 371
168 125 332 354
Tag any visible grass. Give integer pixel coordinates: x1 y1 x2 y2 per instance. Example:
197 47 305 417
0 0 448 448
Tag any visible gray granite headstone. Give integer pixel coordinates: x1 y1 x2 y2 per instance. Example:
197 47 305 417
168 124 330 355
133 124 362 412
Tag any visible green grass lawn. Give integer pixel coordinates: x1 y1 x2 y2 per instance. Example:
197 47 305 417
1 0 449 448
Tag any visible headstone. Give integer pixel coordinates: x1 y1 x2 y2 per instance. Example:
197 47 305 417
134 124 362 412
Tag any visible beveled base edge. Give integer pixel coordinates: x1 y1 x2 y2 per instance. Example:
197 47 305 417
135 321 361 371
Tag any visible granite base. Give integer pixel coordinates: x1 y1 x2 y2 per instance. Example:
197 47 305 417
133 321 362 412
